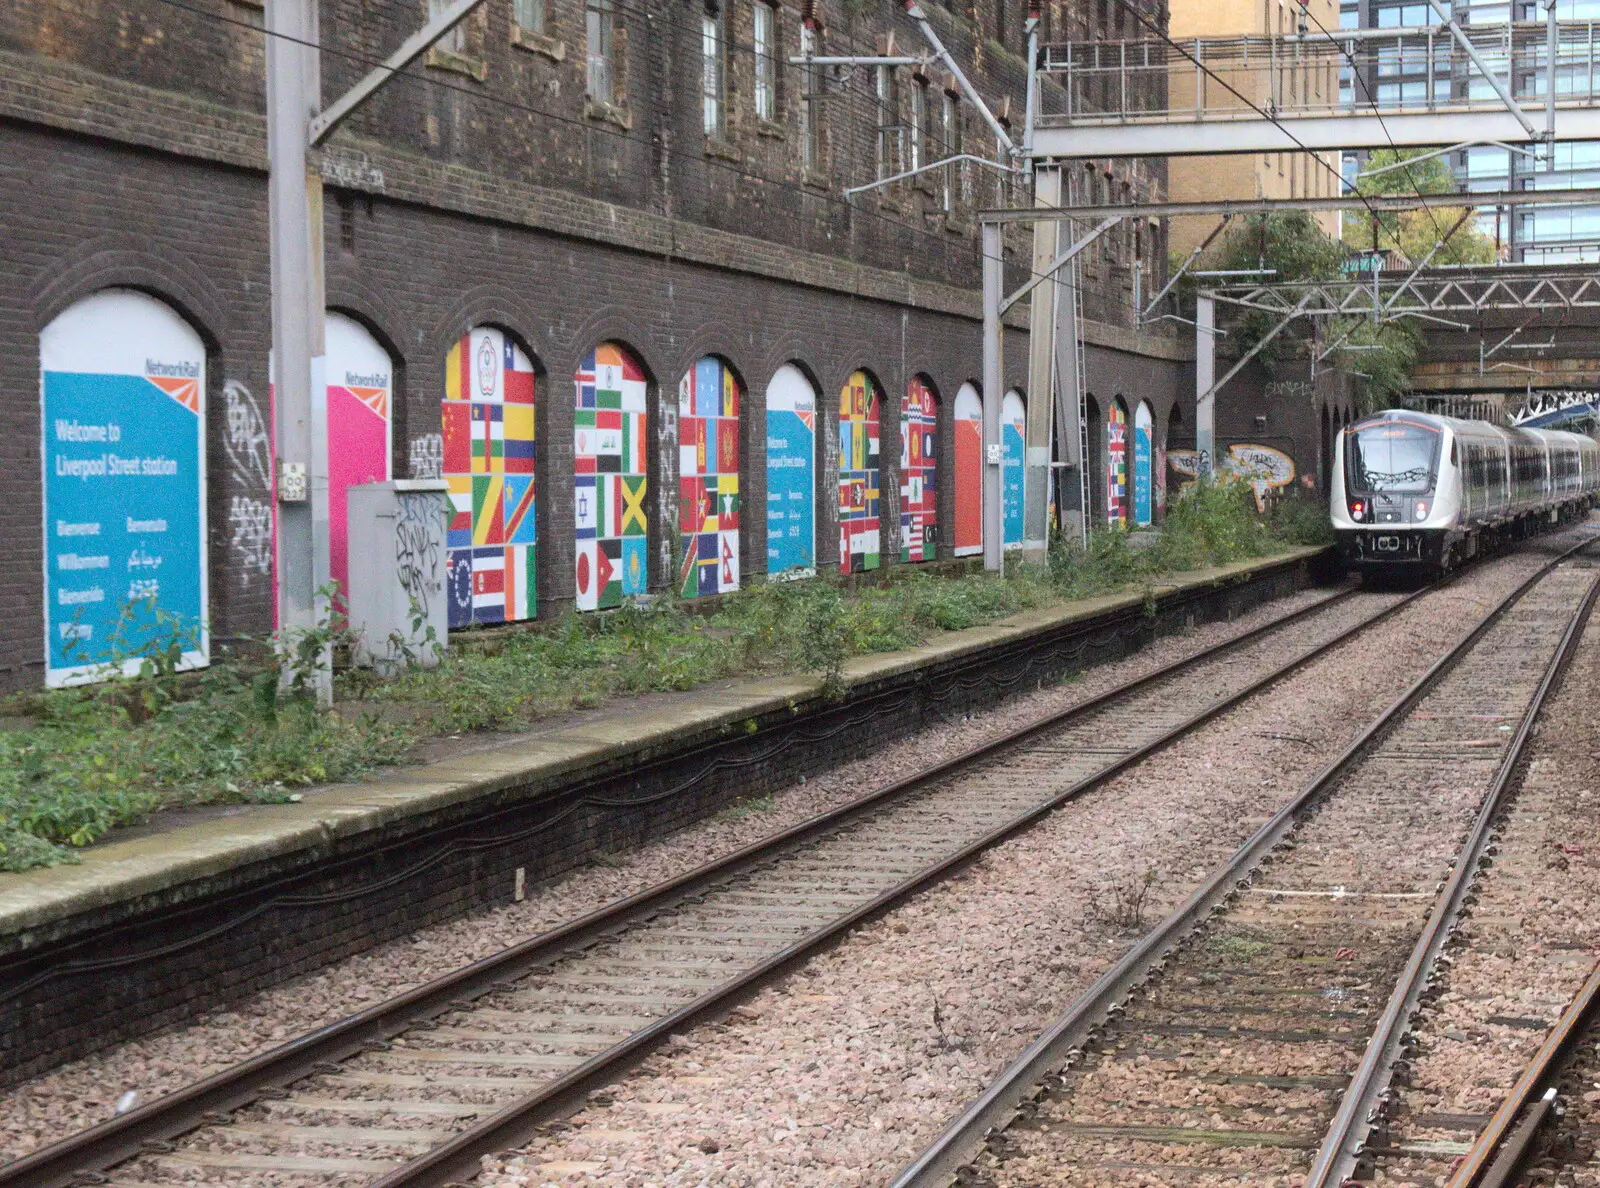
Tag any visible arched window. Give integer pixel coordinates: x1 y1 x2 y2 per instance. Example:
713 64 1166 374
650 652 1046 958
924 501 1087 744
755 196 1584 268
442 326 537 627
678 356 741 597
40 289 209 686
1166 402 1187 508
839 370 883 574
1133 400 1155 527
1086 394 1106 525
1107 397 1130 528
901 375 939 562
766 364 817 577
1002 389 1026 548
952 383 983 556
326 313 395 597
574 342 649 610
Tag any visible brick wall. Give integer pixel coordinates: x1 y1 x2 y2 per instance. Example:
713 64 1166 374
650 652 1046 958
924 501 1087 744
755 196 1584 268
0 0 1189 686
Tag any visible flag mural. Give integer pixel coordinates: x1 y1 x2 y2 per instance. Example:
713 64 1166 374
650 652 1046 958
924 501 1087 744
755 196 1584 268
326 313 393 596
1107 399 1129 527
953 382 983 557
442 327 537 628
678 357 741 598
1002 390 1026 548
764 364 816 577
575 342 649 611
1133 400 1154 527
900 376 938 563
838 371 882 574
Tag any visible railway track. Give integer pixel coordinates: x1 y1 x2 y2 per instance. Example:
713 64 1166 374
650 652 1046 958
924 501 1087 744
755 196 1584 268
0 568 1447 1188
890 535 1600 1188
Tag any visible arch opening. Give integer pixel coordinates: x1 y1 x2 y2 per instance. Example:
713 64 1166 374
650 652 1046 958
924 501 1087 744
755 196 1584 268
1107 396 1130 529
1002 389 1026 549
839 370 883 574
678 355 742 597
442 325 538 627
901 375 939 563
952 383 983 557
1133 400 1155 527
574 341 649 610
766 363 817 577
40 288 210 686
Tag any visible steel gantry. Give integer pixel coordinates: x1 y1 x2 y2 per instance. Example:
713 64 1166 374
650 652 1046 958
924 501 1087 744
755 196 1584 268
978 0 1600 561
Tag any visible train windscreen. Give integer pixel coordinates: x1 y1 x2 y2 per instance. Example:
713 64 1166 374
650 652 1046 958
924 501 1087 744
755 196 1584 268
1345 421 1439 494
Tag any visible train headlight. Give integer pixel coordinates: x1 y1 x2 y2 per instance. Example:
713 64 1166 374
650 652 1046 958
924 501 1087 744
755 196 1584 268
1414 501 1429 520
1349 499 1366 521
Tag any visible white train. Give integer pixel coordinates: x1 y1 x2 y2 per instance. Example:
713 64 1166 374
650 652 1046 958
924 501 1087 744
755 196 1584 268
1330 410 1600 572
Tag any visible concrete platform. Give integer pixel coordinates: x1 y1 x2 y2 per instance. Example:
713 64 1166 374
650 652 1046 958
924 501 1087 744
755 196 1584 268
0 547 1328 1083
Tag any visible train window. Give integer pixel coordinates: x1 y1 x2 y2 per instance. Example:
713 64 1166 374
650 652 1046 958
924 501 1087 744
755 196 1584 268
1346 420 1440 493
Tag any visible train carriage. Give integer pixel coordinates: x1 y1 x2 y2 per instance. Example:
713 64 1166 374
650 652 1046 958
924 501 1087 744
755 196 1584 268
1331 410 1600 573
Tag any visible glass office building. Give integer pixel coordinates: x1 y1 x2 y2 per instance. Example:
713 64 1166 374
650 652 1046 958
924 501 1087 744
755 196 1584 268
1340 0 1600 261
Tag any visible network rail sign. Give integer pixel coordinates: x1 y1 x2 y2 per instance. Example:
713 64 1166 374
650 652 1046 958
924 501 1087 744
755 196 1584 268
39 290 208 687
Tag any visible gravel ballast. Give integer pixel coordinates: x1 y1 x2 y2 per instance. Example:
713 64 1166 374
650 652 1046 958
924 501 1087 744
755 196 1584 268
479 547 1580 1187
0 581 1342 1164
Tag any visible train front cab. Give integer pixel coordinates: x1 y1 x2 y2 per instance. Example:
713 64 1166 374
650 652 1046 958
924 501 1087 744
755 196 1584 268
1332 413 1457 572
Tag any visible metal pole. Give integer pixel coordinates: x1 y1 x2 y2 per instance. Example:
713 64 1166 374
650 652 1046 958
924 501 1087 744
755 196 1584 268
1025 169 1061 560
1054 258 1086 547
982 221 1005 572
266 0 332 704
1547 0 1560 170
1196 293 1217 478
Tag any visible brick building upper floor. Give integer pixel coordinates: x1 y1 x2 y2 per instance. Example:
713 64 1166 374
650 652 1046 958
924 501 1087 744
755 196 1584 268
0 0 1171 326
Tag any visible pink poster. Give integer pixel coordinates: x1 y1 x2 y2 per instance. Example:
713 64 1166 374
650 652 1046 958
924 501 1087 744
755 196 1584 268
326 313 393 596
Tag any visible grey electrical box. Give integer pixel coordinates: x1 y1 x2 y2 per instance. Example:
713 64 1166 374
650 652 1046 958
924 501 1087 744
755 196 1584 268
346 479 450 674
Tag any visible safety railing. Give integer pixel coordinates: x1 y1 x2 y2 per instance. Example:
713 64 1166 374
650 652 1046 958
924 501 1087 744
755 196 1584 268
1037 20 1600 123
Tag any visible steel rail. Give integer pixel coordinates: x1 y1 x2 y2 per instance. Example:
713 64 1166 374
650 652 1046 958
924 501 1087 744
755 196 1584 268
889 533 1598 1188
372 586 1423 1188
1439 960 1600 1186
1305 560 1600 1186
0 576 1437 1188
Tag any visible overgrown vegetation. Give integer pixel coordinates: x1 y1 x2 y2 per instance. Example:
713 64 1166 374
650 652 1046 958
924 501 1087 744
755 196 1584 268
0 482 1319 872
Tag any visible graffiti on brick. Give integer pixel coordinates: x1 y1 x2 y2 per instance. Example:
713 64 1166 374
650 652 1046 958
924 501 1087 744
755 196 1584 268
228 495 273 581
223 380 271 491
409 432 444 479
1168 443 1295 510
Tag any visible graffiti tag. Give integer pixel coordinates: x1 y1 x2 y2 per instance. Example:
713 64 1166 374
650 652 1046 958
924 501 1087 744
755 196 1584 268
228 495 273 580
394 492 445 621
408 432 444 480
1166 443 1296 511
223 380 271 490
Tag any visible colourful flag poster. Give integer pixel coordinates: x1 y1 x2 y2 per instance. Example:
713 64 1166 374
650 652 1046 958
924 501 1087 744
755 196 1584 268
953 383 983 557
40 289 209 686
575 343 648 610
442 326 537 628
765 364 816 578
678 357 741 598
901 376 938 563
838 371 882 575
1107 399 1129 528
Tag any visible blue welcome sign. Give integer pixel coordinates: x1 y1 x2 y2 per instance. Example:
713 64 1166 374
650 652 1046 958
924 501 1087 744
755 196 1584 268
40 290 208 686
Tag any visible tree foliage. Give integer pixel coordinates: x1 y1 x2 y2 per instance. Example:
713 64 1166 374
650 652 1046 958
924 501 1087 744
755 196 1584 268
1341 148 1498 266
